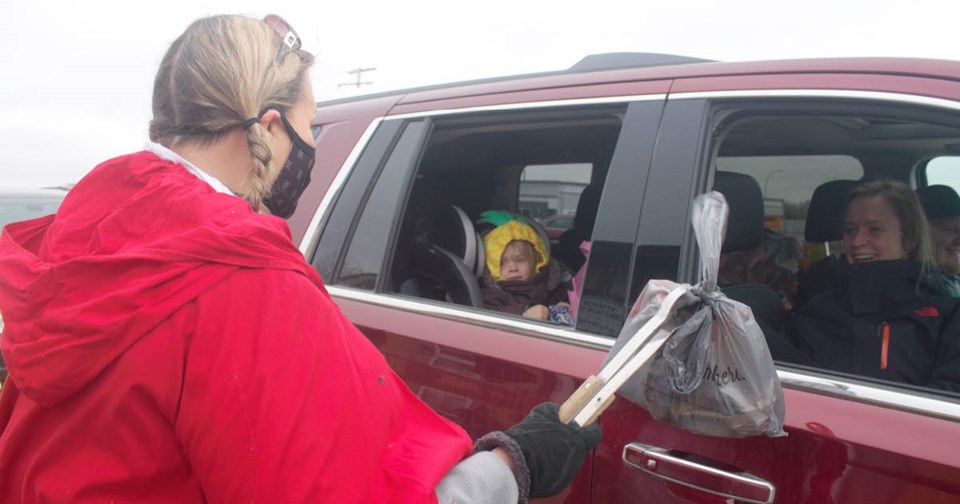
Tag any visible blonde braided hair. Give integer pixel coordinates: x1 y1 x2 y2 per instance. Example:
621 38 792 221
149 15 314 212
243 121 274 212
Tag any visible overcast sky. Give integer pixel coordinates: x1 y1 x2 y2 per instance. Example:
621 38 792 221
3 0 959 188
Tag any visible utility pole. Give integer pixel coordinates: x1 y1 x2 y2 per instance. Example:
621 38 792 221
338 67 376 89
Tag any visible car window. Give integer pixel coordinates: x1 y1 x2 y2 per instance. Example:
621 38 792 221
359 105 628 328
519 163 591 223
310 120 405 283
923 156 960 193
337 121 428 290
698 101 960 397
718 155 863 274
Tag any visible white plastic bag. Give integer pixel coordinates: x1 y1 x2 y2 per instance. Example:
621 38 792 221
609 191 786 438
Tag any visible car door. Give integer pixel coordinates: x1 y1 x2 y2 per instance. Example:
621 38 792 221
589 80 960 503
303 92 668 502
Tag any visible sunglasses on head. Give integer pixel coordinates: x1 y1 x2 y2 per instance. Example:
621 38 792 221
263 14 302 64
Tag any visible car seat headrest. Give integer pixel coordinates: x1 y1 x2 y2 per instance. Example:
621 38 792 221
917 184 960 221
412 240 484 307
524 216 552 259
573 184 602 233
805 179 856 243
713 171 764 252
419 205 485 278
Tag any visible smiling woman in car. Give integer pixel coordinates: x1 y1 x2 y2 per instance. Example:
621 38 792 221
784 179 960 391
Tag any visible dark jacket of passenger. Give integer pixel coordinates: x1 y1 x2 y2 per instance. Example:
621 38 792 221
795 254 845 310
481 261 569 316
784 259 960 392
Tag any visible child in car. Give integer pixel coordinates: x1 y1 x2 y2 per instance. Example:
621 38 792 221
479 211 572 324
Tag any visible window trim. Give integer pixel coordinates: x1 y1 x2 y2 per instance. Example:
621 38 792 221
670 89 960 112
328 285 628 350
386 94 667 121
328 284 960 422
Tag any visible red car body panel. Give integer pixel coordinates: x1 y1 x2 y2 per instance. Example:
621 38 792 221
335 296 599 503
333 293 960 503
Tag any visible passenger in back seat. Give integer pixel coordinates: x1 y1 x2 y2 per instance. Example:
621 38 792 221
918 185 960 297
478 211 572 324
783 180 960 391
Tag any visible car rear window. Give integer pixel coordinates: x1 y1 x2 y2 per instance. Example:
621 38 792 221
923 155 960 193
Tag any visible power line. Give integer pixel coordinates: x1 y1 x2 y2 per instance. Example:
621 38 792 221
338 67 376 89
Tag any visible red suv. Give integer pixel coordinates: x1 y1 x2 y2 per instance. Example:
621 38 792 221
290 54 960 502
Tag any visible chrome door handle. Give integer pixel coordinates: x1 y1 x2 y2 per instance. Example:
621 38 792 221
623 442 775 504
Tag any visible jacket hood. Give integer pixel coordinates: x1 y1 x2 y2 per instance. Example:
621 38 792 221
479 211 550 282
0 152 320 405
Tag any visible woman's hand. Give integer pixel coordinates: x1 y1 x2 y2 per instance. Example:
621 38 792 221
523 305 550 320
505 402 603 498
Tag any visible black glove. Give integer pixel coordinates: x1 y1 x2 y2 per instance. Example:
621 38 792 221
505 402 602 498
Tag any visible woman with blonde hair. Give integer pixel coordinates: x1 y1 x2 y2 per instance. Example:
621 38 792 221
784 179 960 391
0 14 598 502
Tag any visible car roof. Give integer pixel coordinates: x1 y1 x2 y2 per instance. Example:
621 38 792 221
317 54 960 109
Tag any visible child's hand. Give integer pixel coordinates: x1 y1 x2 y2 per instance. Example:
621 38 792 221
523 305 550 320
549 303 574 326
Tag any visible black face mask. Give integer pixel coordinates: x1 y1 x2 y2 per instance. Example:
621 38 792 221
261 108 316 219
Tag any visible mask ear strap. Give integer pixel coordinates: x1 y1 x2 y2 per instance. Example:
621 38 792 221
275 108 316 152
241 106 312 150
243 106 273 129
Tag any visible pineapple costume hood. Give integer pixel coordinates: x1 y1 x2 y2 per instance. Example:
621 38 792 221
480 210 549 281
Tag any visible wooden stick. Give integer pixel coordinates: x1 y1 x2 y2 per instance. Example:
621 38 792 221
559 375 603 423
580 394 615 426
561 286 688 427
572 326 674 427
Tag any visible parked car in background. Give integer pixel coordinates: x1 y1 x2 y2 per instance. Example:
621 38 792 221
0 187 68 382
0 188 67 230
289 53 960 502
538 213 576 241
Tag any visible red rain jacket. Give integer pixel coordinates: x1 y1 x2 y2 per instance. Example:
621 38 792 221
0 152 472 502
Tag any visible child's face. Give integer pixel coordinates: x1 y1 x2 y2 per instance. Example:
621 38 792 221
500 241 536 282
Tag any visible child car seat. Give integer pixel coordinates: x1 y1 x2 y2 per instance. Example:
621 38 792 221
403 205 485 307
